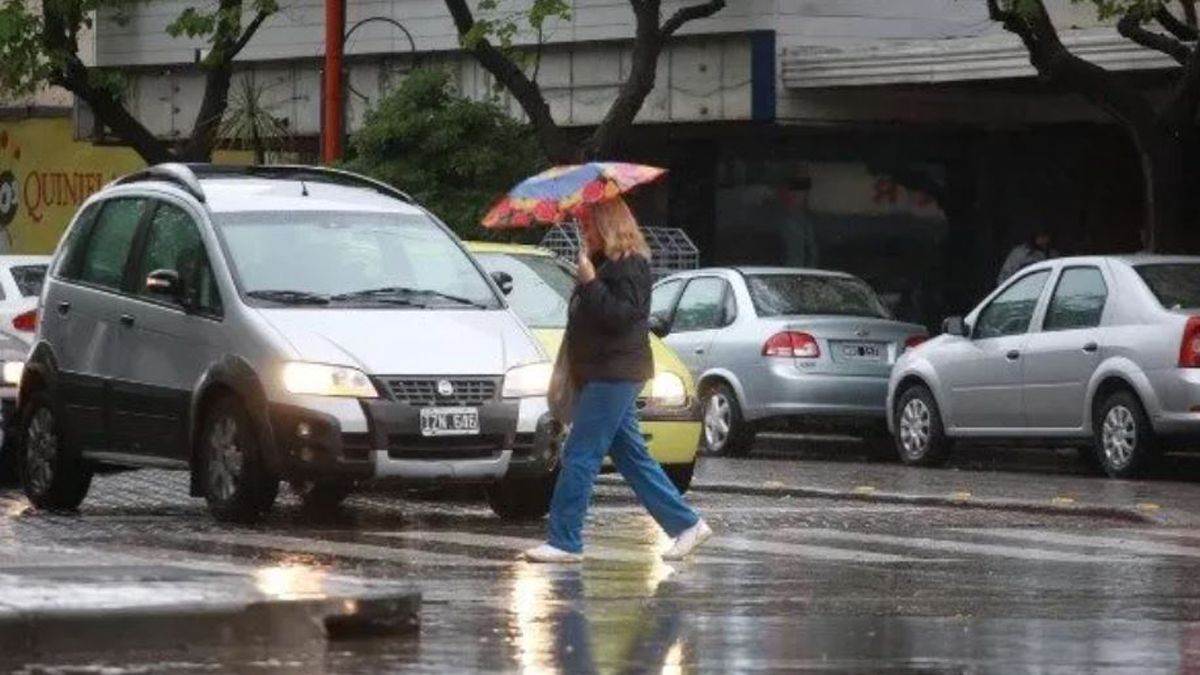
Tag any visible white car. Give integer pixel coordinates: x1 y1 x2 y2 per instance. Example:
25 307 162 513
0 255 50 344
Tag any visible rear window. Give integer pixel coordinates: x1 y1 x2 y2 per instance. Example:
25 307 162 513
9 264 46 297
1136 264 1200 310
746 274 890 319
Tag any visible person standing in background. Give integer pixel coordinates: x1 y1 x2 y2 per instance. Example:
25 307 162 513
997 229 1057 285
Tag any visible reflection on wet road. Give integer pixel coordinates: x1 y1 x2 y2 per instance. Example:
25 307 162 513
4 469 1200 672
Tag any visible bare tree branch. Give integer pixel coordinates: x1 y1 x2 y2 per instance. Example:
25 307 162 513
661 0 726 37
231 10 271 59
1165 40 1200 131
1184 0 1198 28
1119 12 1190 65
1154 6 1197 42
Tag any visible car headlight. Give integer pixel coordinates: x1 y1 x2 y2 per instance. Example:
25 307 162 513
502 361 553 398
281 362 378 398
650 371 687 408
2 361 22 386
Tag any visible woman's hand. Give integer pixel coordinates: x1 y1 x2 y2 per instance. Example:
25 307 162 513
577 246 596 284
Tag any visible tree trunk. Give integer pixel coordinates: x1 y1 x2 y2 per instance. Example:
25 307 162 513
1133 129 1185 252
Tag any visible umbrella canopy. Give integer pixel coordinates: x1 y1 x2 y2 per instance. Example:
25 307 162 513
481 162 666 229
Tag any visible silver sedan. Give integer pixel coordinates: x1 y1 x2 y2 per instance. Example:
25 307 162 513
651 268 927 456
889 255 1200 478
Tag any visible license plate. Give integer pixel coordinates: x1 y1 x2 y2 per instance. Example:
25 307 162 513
840 342 883 361
419 407 480 437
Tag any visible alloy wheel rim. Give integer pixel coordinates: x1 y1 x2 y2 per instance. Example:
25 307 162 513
207 416 243 501
1102 405 1137 468
25 408 57 495
899 398 932 459
704 393 732 451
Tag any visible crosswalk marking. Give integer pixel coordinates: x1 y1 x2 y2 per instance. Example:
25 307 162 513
785 528 1135 564
704 537 925 564
962 528 1200 559
179 532 507 568
370 531 742 564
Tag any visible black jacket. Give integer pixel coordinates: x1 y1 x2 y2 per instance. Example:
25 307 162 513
566 253 655 384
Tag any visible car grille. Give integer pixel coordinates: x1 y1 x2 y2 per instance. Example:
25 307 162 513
382 377 499 407
388 434 506 460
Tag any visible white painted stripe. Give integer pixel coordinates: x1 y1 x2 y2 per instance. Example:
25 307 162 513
370 530 740 564
787 529 1129 564
705 537 923 564
181 532 506 568
967 529 1200 558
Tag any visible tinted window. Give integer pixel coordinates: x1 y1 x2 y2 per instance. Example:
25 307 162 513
10 265 46 297
475 252 572 329
78 198 147 290
974 270 1050 339
651 279 684 324
746 274 889 319
54 201 102 280
1137 264 1200 310
1044 267 1107 330
135 202 221 314
672 278 728 332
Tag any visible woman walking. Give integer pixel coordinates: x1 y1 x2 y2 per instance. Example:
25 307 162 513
523 198 712 564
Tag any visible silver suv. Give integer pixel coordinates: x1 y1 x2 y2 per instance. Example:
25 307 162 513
889 255 1200 478
18 164 558 522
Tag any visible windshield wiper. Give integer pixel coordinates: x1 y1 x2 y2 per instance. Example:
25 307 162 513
331 286 489 309
247 289 330 305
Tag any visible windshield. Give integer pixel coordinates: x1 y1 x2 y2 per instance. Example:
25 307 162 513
10 265 46 297
215 211 500 309
475 252 573 328
1136 263 1200 310
746 273 890 319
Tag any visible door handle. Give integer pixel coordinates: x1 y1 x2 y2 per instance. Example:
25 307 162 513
119 314 135 327
694 347 706 355
1083 342 1099 353
56 301 70 316
1005 350 1020 361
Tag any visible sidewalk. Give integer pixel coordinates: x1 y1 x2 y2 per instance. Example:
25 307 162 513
0 541 420 656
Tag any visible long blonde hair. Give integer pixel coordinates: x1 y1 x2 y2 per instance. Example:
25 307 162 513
584 198 651 261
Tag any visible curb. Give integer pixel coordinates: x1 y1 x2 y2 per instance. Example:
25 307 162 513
0 592 421 656
668 479 1161 524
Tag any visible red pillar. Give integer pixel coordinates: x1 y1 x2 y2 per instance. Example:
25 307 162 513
322 0 345 164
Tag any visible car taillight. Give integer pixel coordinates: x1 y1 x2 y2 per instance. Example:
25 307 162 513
904 335 927 350
763 331 820 358
12 309 36 333
1180 317 1200 368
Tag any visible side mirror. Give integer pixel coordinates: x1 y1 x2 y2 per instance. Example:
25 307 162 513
942 316 969 338
648 315 671 338
490 270 514 296
146 269 183 300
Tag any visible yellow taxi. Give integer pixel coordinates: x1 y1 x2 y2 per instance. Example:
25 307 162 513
467 242 701 492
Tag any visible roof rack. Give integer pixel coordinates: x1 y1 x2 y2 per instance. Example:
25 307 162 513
112 163 207 203
187 164 414 203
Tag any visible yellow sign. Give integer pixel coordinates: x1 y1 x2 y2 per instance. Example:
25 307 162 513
0 115 248 254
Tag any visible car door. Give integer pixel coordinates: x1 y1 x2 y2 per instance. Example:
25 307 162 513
1022 266 1108 431
49 197 150 453
110 199 225 460
939 269 1052 431
663 277 732 378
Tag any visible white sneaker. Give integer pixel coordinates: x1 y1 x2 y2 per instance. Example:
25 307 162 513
662 519 712 561
522 543 584 563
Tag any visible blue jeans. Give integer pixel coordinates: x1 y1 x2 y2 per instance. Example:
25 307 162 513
547 380 700 554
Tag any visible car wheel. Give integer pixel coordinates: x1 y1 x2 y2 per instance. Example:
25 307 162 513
487 473 556 521
701 383 754 457
1094 390 1157 479
0 434 18 487
894 385 952 467
200 397 279 523
662 460 695 494
19 392 92 511
291 480 352 513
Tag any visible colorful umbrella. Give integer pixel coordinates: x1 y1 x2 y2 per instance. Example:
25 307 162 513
481 162 666 229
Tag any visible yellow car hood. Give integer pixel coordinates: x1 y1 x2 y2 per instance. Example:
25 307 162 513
532 329 695 395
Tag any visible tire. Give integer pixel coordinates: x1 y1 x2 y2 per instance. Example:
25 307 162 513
1093 390 1157 479
291 480 352 513
663 460 695 494
701 383 754 457
0 435 18 487
199 396 279 523
19 392 92 511
486 473 555 521
894 385 953 467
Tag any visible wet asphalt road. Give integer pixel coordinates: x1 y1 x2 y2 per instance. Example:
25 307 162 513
5 442 1200 673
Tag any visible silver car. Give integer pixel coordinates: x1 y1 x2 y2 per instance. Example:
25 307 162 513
651 268 927 455
19 164 557 522
888 255 1200 478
